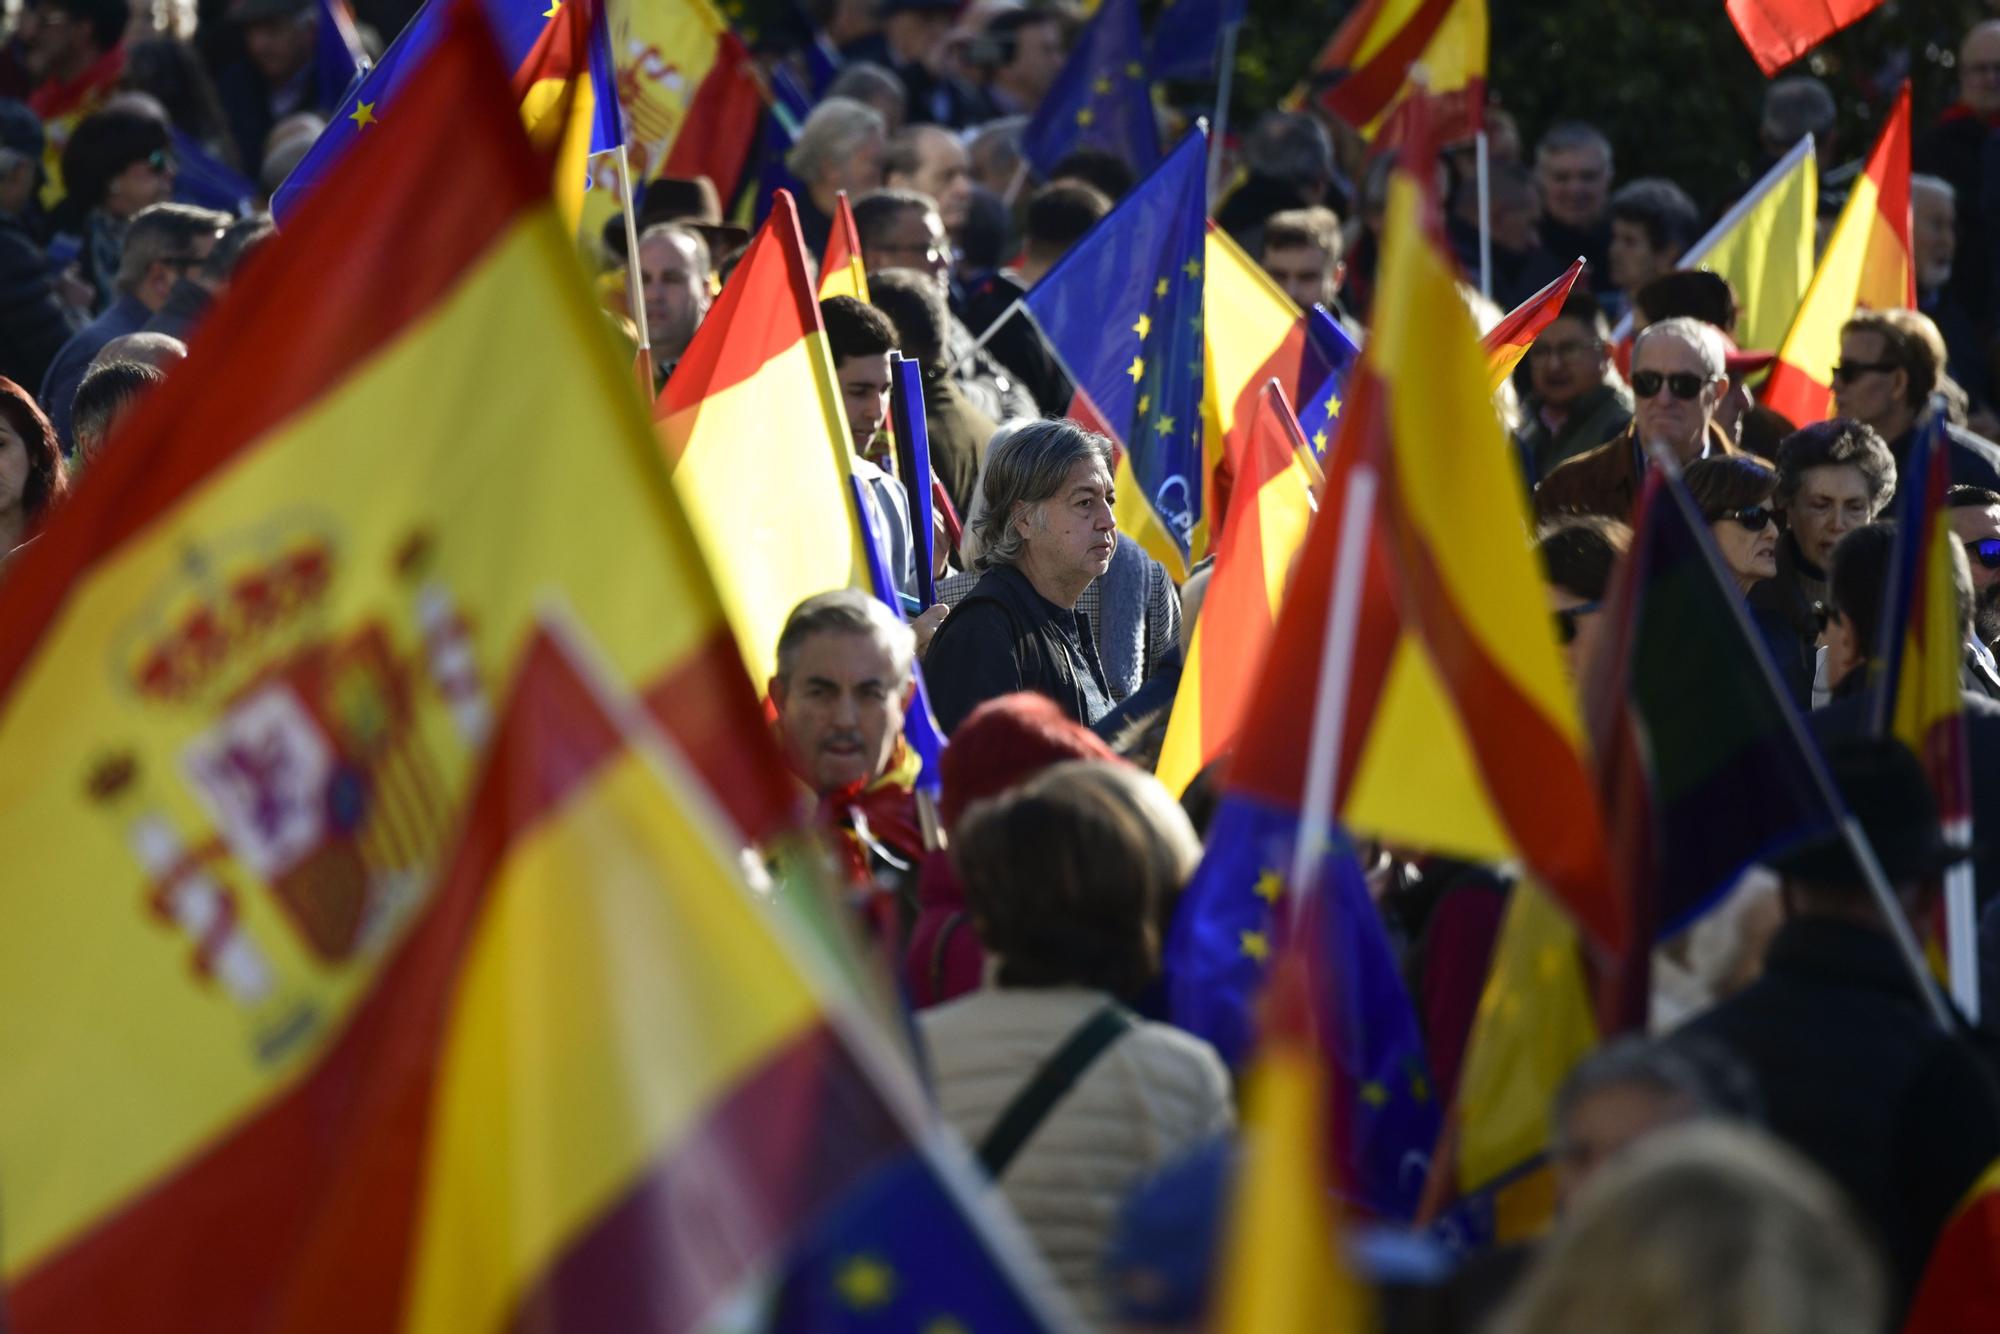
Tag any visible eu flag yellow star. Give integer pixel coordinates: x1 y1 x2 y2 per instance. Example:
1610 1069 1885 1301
1313 429 1328 451
1253 868 1284 903
1411 1071 1432 1101
1360 1080 1389 1107
1125 60 1144 78
834 1255 896 1310
1126 356 1145 383
1132 312 1151 339
1154 277 1169 297
1154 415 1175 436
348 100 378 129
1326 390 1342 416
542 0 559 14
1076 106 1097 128
1093 75 1113 94
1182 257 1203 280
1136 392 1151 415
1240 930 1270 961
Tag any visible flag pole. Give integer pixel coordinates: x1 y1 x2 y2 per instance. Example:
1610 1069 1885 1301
614 143 655 397
1651 447 1954 1030
1206 21 1242 208
1289 458 1376 901
1474 130 1492 300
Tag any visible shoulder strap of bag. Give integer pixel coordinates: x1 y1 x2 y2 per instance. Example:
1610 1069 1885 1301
976 1003 1135 1180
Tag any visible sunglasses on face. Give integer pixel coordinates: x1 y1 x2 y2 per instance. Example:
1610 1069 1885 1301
1710 505 1777 532
1967 538 2000 570
1555 600 1601 645
1631 370 1709 400
1830 360 1896 386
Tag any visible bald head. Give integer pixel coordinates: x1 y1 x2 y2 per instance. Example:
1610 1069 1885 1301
92 331 187 371
1961 21 2000 115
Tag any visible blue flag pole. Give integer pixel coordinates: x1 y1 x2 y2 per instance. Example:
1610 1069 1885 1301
889 353 938 608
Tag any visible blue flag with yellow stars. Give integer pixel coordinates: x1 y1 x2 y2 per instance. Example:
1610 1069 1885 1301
1019 0 1159 179
1165 799 1439 1223
1146 0 1246 81
1293 305 1363 459
769 1153 1059 1331
1024 125 1205 568
272 0 622 220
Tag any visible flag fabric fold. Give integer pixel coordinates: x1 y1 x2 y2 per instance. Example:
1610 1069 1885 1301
1308 0 1487 142
1726 0 1888 76
1024 127 1208 574
655 188 870 688
1764 85 1914 425
1481 258 1583 393
1146 0 1246 80
1156 381 1316 798
0 5 800 1320
1905 1157 2000 1332
1019 0 1160 179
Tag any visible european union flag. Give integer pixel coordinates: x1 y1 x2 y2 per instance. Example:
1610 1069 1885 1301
1146 0 1245 80
1294 304 1362 459
851 476 948 797
769 1152 1057 1331
168 128 254 215
273 0 618 219
1019 0 1158 178
1024 126 1206 558
1165 798 1439 1222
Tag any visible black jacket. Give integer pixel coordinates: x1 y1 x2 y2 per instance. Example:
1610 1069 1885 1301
1676 915 2000 1307
1886 417 2000 505
0 210 78 393
921 563 1113 734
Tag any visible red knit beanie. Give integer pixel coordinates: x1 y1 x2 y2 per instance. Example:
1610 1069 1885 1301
939 692 1123 829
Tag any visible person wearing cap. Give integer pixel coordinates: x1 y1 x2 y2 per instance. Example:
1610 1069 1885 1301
217 0 323 180
1672 730 2000 1310
1514 291 1632 485
1534 317 1739 523
1833 308 2000 503
0 97 78 391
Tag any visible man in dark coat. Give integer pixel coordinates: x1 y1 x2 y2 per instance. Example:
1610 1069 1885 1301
0 98 76 391
923 420 1117 733
1674 734 2000 1310
1833 308 2000 500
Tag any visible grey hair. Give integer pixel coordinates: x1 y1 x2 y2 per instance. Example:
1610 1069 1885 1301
1912 172 1956 206
786 97 887 184
1550 1038 1719 1146
1535 120 1614 172
1761 76 1836 145
968 115 1027 180
1243 111 1334 186
637 221 712 280
825 60 905 110
1635 316 1727 381
972 419 1114 571
773 588 915 686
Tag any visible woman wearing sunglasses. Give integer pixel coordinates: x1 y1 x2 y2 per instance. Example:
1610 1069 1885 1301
1686 455 1813 708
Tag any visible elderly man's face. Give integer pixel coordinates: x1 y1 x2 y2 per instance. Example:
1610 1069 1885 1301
1020 455 1116 588
1527 315 1608 410
1631 332 1724 459
896 129 973 234
1536 144 1610 229
1962 23 2000 117
770 629 908 795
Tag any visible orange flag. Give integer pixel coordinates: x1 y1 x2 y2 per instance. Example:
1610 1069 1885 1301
1763 85 1914 425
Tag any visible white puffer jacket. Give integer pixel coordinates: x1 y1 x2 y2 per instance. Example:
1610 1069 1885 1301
917 987 1234 1327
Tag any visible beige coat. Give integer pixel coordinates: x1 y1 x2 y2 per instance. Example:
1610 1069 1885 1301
918 987 1234 1326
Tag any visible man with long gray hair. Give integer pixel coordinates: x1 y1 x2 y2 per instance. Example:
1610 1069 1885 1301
923 419 1118 732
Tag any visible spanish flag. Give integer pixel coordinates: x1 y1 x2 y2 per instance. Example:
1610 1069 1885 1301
817 190 870 303
1308 0 1487 141
1481 258 1583 393
1906 1157 2000 1332
1209 945 1372 1333
1157 382 1317 797
1764 84 1915 425
0 2 803 1322
604 0 764 201
1879 420 1978 1012
1727 0 1886 76
655 190 870 687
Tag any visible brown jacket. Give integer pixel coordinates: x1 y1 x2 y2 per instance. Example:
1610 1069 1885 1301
1532 420 1739 524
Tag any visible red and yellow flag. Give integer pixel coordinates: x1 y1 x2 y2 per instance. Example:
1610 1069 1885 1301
1727 0 1886 77
1481 258 1584 393
1309 0 1487 141
655 189 870 687
1906 1157 2000 1332
818 190 871 303
0 2 804 1322
1158 382 1318 797
1764 84 1915 425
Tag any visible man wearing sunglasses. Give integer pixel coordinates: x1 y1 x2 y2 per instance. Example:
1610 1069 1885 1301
1948 485 2000 698
1833 309 2000 502
1515 291 1632 485
1535 316 1736 522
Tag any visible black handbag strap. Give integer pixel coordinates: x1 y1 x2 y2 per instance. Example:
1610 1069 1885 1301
975 1004 1136 1180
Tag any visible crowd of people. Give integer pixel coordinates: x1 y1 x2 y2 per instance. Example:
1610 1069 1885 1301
11 0 2000 1329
